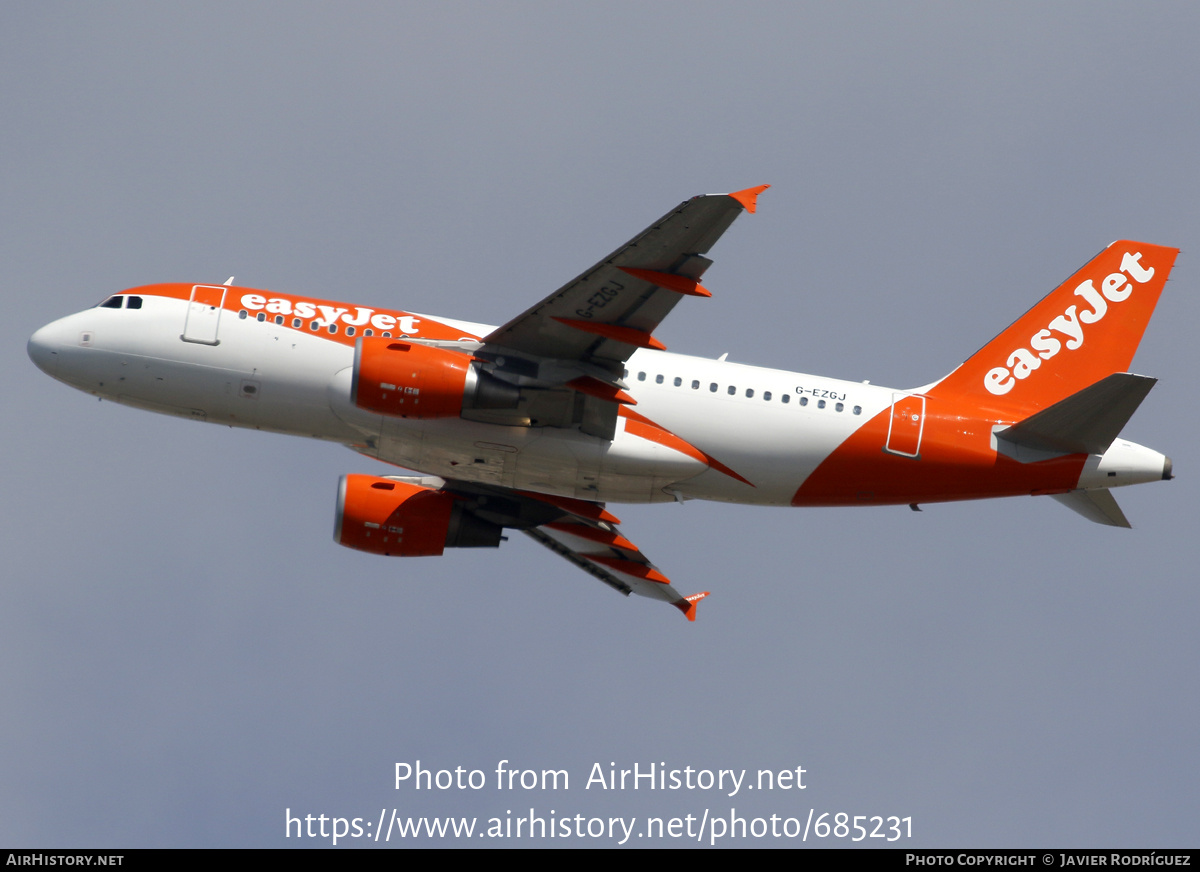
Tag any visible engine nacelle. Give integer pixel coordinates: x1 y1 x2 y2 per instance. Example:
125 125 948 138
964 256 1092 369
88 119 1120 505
334 474 502 557
351 337 518 419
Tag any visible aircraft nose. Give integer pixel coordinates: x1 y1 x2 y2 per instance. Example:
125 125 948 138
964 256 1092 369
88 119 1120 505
28 322 64 376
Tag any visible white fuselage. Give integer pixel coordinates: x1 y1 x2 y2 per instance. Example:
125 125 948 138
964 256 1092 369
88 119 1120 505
27 287 1169 510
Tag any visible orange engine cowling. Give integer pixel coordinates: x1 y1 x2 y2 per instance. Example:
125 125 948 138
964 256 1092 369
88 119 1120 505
351 337 519 419
334 474 502 557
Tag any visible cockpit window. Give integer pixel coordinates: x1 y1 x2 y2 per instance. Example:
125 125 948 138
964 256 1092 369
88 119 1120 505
97 295 143 309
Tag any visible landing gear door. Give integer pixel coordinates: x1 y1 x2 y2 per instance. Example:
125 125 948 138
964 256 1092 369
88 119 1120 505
885 393 925 458
182 285 226 345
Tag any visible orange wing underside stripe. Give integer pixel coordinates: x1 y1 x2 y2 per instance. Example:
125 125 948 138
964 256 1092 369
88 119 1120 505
566 376 637 405
617 267 712 298
544 521 637 553
518 490 621 526
587 555 671 585
552 318 667 351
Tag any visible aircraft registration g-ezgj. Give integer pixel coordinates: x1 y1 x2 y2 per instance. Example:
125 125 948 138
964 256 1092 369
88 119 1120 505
28 186 1178 620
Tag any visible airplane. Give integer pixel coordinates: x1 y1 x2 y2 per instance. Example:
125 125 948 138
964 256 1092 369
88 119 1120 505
27 186 1178 621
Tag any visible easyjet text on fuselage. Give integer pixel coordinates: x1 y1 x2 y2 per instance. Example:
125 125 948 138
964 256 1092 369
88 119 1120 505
240 293 422 335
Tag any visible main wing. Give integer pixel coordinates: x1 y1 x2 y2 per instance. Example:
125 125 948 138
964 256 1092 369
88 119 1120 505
482 185 767 368
344 189 768 618
464 186 768 437
353 475 710 620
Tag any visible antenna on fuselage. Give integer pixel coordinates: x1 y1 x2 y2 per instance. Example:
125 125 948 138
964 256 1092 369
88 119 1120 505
223 277 235 286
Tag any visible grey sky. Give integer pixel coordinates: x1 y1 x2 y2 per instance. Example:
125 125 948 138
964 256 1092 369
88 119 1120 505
3 2 1198 847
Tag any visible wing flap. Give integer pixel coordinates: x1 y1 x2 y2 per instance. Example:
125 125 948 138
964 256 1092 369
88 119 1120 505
430 480 704 619
530 518 680 603
522 527 634 596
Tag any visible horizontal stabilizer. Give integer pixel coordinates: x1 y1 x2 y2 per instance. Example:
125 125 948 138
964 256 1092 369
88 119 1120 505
1050 488 1132 528
998 373 1156 456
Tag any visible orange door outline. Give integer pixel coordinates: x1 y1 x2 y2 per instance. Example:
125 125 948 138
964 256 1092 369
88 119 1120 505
182 285 226 345
885 393 925 458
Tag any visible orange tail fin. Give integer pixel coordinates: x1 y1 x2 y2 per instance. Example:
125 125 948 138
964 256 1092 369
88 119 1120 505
928 241 1178 416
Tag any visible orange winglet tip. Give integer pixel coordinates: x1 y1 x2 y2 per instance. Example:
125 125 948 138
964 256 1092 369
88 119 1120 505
618 267 712 298
673 591 710 622
728 184 770 214
553 318 666 351
566 376 636 405
587 555 671 584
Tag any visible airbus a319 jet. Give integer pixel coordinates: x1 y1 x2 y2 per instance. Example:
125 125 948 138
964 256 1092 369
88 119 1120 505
28 186 1178 620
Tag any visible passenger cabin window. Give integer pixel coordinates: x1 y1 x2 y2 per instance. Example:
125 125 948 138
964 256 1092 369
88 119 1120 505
745 388 754 398
692 380 700 390
781 394 790 404
655 374 664 384
256 312 266 322
638 372 646 381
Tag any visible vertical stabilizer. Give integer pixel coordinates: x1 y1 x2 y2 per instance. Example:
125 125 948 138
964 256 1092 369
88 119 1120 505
929 241 1177 417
